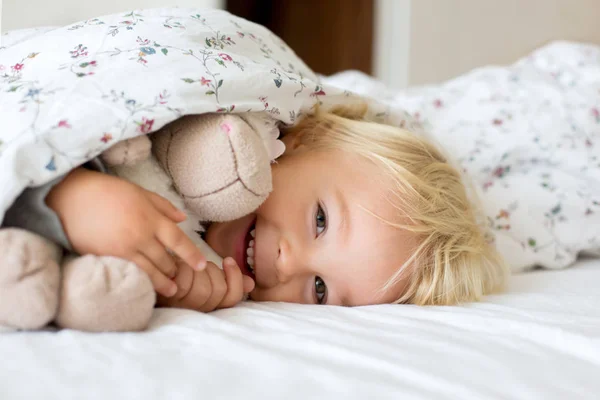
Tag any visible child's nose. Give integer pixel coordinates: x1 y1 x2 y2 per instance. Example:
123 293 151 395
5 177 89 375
275 238 305 283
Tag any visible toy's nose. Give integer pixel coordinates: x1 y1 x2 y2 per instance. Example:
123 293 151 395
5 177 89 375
225 115 273 198
152 114 273 222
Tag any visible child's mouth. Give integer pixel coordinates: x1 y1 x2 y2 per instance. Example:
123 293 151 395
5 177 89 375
237 219 257 280
244 224 256 276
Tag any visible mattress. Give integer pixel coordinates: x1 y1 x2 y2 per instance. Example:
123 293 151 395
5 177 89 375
1 256 599 400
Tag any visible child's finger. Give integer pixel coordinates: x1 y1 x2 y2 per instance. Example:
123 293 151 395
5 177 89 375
156 221 207 271
132 253 178 298
146 190 186 222
200 263 227 312
140 239 177 278
219 257 247 309
242 275 255 294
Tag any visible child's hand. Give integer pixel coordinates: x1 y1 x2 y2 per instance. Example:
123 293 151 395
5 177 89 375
157 257 255 312
46 168 208 297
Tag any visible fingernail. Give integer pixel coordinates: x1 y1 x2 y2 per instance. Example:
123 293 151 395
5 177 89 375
195 260 207 271
167 283 178 297
223 257 236 268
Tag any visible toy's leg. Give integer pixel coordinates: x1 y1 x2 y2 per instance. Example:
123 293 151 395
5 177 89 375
55 255 155 332
0 228 61 330
100 135 152 167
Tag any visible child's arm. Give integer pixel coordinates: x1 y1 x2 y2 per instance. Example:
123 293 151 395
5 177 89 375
3 175 72 250
46 167 208 298
156 257 255 312
2 159 109 250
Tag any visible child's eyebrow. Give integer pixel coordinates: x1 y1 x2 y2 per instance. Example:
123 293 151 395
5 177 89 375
334 187 350 243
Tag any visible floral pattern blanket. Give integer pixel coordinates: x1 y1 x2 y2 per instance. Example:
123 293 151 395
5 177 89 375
0 8 380 223
1 7 598 273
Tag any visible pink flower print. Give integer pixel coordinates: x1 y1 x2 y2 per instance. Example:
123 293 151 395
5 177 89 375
57 120 71 128
138 117 155 134
591 107 599 122
200 77 211 86
237 31 245 38
310 87 326 97
496 209 510 219
0 65 5 71
70 44 88 59
433 99 443 108
217 105 235 113
483 181 493 190
12 63 24 71
158 91 169 105
492 118 503 126
259 96 269 109
219 53 233 61
101 133 113 143
136 36 150 45
493 166 510 178
89 60 97 66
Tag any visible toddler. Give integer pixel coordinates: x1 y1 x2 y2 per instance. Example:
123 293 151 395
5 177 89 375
3 105 507 311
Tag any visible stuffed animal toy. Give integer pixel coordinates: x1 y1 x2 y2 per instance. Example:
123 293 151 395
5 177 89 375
0 112 283 332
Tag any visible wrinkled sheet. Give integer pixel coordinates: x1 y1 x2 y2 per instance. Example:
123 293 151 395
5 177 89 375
1 257 599 399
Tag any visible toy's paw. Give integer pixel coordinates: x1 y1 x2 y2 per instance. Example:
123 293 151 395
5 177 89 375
0 228 61 330
101 135 152 167
153 114 272 222
55 255 155 332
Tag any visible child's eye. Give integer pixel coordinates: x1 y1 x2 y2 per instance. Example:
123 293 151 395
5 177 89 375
314 276 328 304
315 204 327 236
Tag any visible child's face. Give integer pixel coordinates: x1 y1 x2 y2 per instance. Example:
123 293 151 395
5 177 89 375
206 140 414 306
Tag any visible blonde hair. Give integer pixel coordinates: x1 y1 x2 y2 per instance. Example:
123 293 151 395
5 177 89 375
283 105 508 306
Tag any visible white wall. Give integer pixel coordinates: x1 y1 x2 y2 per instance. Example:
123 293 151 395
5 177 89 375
373 0 411 90
1 0 223 33
373 0 600 89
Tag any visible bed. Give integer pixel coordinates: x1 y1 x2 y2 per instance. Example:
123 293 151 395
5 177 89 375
1 257 599 399
1 3 600 400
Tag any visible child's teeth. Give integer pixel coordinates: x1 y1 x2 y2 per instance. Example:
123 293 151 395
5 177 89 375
247 257 254 266
250 229 256 238
249 240 255 247
247 248 254 256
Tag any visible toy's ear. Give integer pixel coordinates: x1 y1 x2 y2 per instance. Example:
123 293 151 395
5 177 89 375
152 114 272 221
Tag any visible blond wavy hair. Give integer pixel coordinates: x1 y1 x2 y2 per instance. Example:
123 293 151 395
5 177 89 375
283 104 508 305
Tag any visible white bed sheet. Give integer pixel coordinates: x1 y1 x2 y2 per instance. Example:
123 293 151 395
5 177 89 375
1 256 599 400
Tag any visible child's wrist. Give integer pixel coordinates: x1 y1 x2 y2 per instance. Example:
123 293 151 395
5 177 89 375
45 167 88 214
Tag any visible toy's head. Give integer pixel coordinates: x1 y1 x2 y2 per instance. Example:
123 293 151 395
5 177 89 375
152 113 274 222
